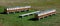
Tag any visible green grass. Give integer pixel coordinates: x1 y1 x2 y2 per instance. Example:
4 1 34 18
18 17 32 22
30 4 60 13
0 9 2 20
0 0 60 26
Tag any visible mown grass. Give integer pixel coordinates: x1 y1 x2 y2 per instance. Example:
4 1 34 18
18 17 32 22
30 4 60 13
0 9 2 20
0 0 60 26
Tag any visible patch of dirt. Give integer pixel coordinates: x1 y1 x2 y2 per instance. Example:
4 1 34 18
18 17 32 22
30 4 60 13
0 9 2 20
0 22 3 26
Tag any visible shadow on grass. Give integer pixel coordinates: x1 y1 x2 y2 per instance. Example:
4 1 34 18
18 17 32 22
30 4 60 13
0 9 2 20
28 18 39 21
28 18 46 21
28 17 48 21
0 12 7 14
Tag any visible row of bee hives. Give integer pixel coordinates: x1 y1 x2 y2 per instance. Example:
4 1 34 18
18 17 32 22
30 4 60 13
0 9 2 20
4 6 31 14
35 9 56 20
3 6 56 20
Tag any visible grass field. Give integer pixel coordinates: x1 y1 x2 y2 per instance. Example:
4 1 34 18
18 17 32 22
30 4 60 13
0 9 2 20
0 0 60 26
